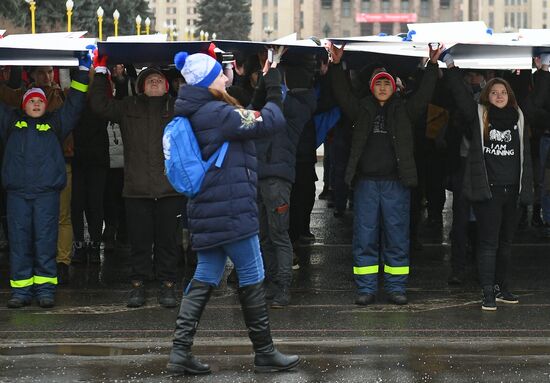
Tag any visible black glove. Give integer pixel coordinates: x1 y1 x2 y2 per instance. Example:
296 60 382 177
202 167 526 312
250 74 266 110
263 68 283 111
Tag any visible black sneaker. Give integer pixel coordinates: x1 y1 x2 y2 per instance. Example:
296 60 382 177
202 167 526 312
387 292 408 305
7 296 31 308
57 263 70 285
292 253 300 270
127 280 146 308
482 286 497 311
271 287 290 308
355 293 376 306
494 284 519 304
264 280 278 300
158 281 177 308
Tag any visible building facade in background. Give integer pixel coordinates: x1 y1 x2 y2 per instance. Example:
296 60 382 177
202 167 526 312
146 0 549 41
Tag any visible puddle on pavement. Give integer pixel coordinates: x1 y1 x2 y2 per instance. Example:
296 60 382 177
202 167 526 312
0 344 168 357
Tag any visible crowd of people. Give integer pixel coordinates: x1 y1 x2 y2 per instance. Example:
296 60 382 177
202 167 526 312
0 43 549 318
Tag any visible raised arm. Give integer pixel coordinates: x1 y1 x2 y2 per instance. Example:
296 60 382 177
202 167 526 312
89 51 127 122
326 42 360 121
54 70 89 139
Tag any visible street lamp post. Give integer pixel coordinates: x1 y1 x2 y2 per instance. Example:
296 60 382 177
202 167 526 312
66 0 73 32
25 0 36 34
212 32 217 40
205 31 209 41
97 6 104 41
199 30 204 41
145 17 151 35
113 9 120 37
263 25 273 41
136 15 142 35
173 30 178 41
169 25 175 41
185 27 190 41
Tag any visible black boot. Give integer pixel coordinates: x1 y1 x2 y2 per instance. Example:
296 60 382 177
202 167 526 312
167 280 212 375
238 282 300 372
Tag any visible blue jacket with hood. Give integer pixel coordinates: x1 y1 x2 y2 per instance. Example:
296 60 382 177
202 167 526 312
173 69 285 250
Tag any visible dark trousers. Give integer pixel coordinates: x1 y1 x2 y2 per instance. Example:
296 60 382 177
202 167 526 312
331 126 351 211
125 196 185 283
352 179 410 294
473 185 519 288
71 163 107 243
8 192 59 299
103 168 126 241
289 162 317 242
425 140 446 220
258 177 293 288
450 159 472 275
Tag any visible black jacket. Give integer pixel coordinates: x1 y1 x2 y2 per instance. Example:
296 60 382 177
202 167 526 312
330 62 439 187
446 67 533 204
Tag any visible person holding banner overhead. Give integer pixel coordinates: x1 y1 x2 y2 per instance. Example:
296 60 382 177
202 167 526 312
443 52 533 311
326 41 443 306
0 54 91 308
89 52 184 309
165 50 299 375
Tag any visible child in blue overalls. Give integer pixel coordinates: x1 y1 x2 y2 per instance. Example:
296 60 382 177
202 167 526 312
0 59 90 309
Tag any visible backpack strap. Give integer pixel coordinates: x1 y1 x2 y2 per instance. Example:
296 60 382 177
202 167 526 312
215 141 229 168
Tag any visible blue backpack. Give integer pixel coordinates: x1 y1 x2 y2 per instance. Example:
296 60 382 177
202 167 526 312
163 116 229 198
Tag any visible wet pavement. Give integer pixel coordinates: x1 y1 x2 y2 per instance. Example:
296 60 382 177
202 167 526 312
1 165 550 382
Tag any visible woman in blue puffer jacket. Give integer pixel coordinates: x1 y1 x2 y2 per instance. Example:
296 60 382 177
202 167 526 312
166 51 300 375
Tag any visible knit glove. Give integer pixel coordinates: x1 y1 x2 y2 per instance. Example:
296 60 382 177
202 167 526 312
78 45 95 71
250 74 267 110
93 48 110 74
263 68 283 111
439 49 454 68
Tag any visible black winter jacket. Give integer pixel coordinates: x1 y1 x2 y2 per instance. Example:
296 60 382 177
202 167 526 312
330 62 439 187
446 67 534 204
255 87 317 183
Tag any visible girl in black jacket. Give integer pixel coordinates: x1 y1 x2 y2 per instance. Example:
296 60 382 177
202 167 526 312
444 54 533 311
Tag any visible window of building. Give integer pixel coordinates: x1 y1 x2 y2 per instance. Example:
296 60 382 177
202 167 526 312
381 0 390 13
401 0 409 12
511 12 515 28
274 0 277 6
343 29 350 37
420 0 430 17
361 0 370 13
300 11 304 28
489 12 494 28
167 7 176 15
262 12 268 28
399 23 408 33
274 12 278 29
262 0 268 6
505 12 509 27
440 0 450 8
523 12 527 28
321 0 332 9
360 23 373 36
489 0 494 5
380 23 393 35
342 0 351 17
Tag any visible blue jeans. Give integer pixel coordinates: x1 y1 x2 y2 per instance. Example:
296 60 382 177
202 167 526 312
540 136 550 222
193 235 265 288
352 179 410 294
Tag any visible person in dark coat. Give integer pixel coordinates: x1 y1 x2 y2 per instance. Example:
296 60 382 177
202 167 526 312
254 60 317 308
0 63 90 309
90 54 184 309
327 42 443 306
443 53 533 311
166 51 300 376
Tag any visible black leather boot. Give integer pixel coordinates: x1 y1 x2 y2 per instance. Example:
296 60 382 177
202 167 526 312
167 280 212 375
238 281 300 372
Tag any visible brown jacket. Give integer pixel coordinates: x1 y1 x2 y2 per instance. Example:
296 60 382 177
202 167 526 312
89 73 178 199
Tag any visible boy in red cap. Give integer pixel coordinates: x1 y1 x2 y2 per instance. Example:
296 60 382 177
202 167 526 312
327 42 443 306
0 57 91 309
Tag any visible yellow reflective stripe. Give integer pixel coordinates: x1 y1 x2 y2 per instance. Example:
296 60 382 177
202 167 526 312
34 275 58 285
10 277 34 288
70 80 89 93
353 265 379 275
15 121 28 129
384 265 409 275
36 123 51 131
